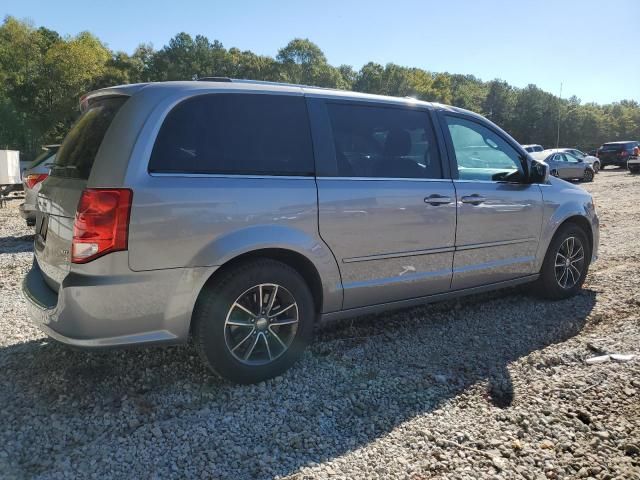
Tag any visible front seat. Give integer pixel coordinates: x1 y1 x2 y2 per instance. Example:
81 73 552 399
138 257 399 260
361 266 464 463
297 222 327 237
376 129 423 177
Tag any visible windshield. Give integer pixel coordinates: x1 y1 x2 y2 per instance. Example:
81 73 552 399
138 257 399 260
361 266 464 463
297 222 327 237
51 96 127 179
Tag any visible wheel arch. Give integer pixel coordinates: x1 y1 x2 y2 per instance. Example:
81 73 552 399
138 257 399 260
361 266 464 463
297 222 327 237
201 247 325 315
539 214 594 271
556 215 593 257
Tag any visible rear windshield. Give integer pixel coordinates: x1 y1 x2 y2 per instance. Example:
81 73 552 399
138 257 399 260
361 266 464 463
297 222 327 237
28 147 59 169
600 143 626 150
51 96 127 179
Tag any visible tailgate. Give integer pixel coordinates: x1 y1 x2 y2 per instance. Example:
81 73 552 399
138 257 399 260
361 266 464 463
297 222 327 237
35 177 86 290
34 96 129 291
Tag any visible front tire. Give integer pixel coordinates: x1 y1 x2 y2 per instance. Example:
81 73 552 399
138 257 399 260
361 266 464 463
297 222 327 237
582 168 594 182
535 224 590 300
593 162 600 173
192 259 315 383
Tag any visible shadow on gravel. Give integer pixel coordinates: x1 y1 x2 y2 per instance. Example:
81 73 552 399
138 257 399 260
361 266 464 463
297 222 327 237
0 287 596 479
0 234 34 254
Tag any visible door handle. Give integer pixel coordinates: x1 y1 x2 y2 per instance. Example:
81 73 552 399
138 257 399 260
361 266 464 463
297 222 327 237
461 194 486 205
424 194 452 206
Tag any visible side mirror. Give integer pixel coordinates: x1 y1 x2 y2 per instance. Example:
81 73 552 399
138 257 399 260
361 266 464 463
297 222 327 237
528 159 549 183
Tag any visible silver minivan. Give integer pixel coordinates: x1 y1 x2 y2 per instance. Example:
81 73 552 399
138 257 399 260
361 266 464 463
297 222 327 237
23 80 599 383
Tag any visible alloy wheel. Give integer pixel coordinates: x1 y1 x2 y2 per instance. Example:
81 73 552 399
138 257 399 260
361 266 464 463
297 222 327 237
224 283 299 365
554 236 585 289
584 169 594 182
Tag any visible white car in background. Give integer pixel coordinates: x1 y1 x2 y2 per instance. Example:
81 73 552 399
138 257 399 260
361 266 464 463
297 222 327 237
558 148 601 173
522 144 544 153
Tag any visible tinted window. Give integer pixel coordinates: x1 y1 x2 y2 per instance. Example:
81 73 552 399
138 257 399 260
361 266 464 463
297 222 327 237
52 97 127 179
326 103 442 179
149 94 314 176
445 116 524 182
601 143 624 151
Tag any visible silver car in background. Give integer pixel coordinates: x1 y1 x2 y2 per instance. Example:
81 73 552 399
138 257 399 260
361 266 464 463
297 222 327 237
560 148 601 173
19 145 60 226
530 149 595 182
23 80 599 383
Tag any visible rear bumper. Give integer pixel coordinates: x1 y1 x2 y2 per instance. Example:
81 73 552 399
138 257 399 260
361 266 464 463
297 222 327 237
19 203 36 222
22 254 216 348
627 157 640 168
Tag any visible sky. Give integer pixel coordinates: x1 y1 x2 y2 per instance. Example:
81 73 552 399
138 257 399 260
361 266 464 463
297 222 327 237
4 0 639 104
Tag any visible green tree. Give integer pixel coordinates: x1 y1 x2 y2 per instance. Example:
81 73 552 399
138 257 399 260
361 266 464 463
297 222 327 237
483 80 515 129
276 38 346 88
1 16 639 157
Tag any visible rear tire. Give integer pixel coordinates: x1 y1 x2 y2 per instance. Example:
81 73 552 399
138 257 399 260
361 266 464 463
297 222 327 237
582 169 594 182
535 224 590 300
192 258 315 383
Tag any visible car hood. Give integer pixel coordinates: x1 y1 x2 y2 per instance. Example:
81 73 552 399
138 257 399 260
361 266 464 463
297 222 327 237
548 175 588 192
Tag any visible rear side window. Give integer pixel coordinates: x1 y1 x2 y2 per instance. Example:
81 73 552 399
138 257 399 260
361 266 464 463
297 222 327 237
325 103 442 179
149 94 314 176
52 97 127 179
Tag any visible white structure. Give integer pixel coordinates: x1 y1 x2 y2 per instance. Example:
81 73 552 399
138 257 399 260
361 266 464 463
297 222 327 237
0 150 21 188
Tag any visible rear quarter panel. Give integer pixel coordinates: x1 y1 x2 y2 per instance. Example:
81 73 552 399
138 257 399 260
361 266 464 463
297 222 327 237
126 175 343 313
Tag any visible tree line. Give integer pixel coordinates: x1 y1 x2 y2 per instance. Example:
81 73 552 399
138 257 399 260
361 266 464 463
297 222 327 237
1 16 639 160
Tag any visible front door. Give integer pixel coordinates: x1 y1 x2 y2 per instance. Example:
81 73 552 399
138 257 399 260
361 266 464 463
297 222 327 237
314 100 457 309
560 152 585 178
441 114 544 290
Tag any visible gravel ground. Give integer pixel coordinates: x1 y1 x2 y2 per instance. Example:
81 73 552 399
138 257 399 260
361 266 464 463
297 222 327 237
0 170 639 480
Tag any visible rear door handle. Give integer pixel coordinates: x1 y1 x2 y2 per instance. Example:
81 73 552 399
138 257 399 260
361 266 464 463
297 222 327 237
461 194 486 205
424 194 452 206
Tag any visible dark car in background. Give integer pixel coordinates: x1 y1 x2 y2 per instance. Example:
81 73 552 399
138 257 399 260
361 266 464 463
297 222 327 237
597 141 639 169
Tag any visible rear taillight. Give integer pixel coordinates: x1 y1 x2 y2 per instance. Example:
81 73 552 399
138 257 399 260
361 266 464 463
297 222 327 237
24 173 48 189
72 188 132 264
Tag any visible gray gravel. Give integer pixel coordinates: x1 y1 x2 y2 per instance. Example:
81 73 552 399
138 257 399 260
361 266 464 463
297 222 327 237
1 170 639 480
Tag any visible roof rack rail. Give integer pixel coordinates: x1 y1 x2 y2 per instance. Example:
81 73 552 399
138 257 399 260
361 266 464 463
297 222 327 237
196 76 232 82
194 76 342 92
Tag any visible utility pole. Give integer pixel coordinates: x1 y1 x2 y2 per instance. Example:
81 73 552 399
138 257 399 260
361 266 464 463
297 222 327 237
556 82 563 148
